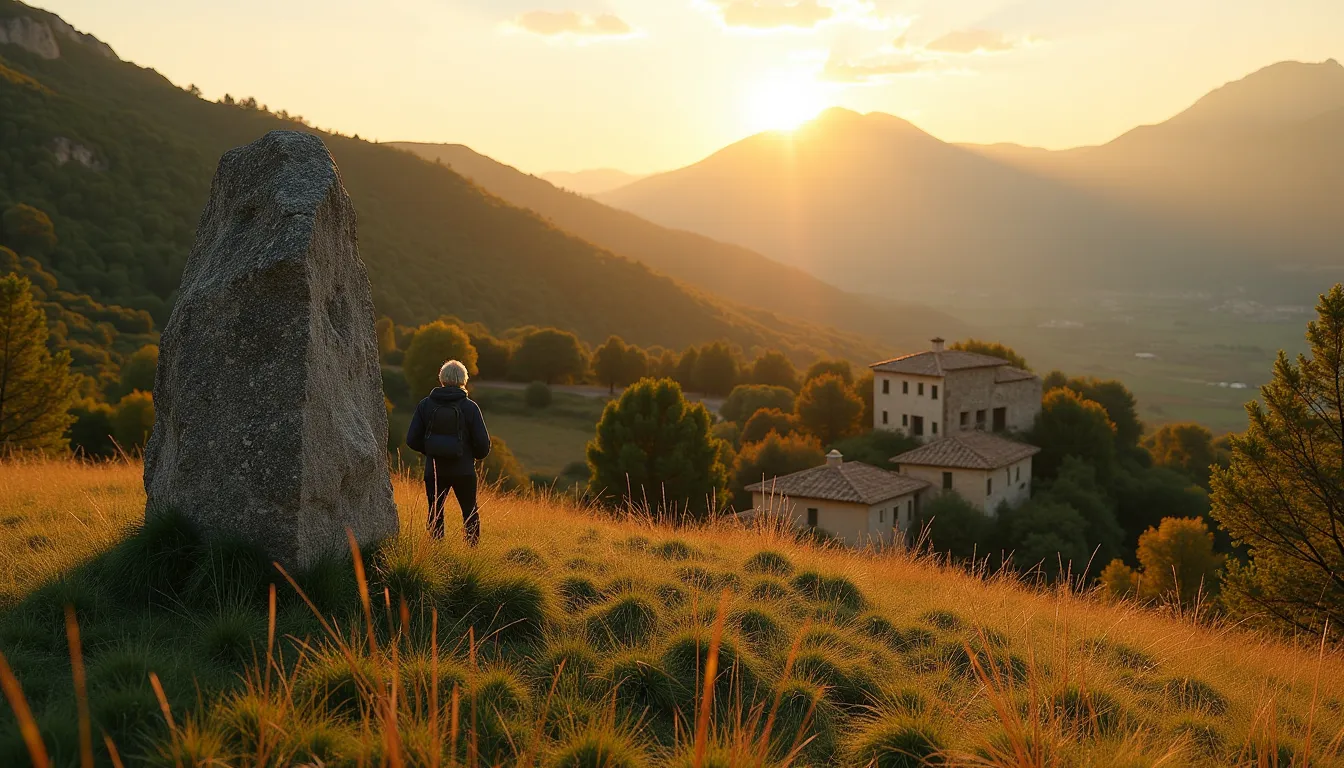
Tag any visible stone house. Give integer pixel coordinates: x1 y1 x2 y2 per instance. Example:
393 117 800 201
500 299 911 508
746 450 928 547
870 338 1041 440
891 431 1039 514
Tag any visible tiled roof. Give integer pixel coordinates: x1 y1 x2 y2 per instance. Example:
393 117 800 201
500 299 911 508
745 462 929 505
870 349 1014 376
891 432 1040 470
995 366 1037 384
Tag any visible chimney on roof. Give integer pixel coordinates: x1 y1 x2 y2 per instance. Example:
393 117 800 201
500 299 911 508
825 449 843 467
931 337 945 352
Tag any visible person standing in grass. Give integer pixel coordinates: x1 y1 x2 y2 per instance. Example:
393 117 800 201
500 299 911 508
406 360 492 544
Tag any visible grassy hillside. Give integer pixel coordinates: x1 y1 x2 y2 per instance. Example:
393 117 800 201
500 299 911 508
0 1 881 361
3 460 1342 766
391 142 966 352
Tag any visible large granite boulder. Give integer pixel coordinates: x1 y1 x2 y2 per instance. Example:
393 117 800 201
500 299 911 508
145 131 398 568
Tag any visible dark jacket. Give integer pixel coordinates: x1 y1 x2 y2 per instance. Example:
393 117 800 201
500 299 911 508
406 386 491 476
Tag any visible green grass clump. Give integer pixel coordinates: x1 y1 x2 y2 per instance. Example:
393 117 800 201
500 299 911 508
184 536 272 605
674 566 739 592
743 550 794 576
1169 718 1224 758
1051 685 1127 737
919 609 963 632
557 575 603 612
197 603 265 664
847 716 946 768
653 582 687 609
791 647 880 708
926 641 1027 684
506 545 548 570
1083 636 1158 672
1162 676 1229 715
661 631 760 711
586 594 660 648
548 728 649 768
477 574 552 645
747 577 790 602
473 665 531 719
790 571 866 611
104 509 203 605
534 637 600 694
602 651 682 728
651 540 696 561
770 677 838 762
295 651 381 721
399 655 470 711
731 606 787 651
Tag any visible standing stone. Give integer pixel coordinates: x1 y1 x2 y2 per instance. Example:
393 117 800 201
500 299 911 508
145 131 398 568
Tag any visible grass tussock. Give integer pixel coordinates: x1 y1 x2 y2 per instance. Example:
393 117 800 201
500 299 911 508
1 458 1343 766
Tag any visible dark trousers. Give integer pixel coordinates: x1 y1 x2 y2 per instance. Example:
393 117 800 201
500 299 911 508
425 463 479 544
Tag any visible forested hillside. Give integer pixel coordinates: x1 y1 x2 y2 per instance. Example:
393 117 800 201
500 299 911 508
392 142 965 352
0 0 882 361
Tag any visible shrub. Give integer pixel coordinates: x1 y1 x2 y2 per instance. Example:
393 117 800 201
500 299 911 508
721 384 795 425
525 380 553 409
740 407 803 444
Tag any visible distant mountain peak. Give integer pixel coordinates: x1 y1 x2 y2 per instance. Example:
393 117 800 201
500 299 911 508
1164 59 1344 130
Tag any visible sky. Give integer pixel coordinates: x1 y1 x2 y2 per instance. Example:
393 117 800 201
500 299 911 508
37 0 1344 175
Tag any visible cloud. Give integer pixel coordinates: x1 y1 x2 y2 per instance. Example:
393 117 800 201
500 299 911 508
925 29 1018 54
822 54 928 83
713 0 834 30
512 10 633 38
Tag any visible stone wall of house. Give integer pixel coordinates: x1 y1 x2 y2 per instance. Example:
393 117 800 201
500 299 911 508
942 368 1041 435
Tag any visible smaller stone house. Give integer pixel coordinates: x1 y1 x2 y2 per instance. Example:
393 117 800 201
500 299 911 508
891 432 1039 515
746 450 929 547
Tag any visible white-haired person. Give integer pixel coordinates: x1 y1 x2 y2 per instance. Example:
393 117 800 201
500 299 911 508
405 360 492 544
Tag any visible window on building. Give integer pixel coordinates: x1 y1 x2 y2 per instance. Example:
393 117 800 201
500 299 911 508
960 411 969 428
932 422 938 435
912 416 924 436
902 413 909 427
807 508 818 528
942 472 953 490
918 382 924 396
879 509 885 523
882 379 890 394
987 477 993 496
882 410 889 425
975 409 986 429
993 407 1007 432
931 384 938 400
1015 466 1021 483
902 381 909 395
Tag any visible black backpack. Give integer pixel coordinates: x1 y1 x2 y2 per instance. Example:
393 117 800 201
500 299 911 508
423 402 466 460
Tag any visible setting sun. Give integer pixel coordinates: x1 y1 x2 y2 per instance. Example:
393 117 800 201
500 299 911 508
745 74 827 132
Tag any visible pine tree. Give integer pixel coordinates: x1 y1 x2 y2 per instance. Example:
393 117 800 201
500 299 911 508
1212 284 1344 636
586 378 729 520
0 274 77 453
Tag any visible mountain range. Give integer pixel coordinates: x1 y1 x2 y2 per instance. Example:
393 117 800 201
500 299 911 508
390 141 963 352
599 61 1344 301
0 0 892 362
539 168 644 196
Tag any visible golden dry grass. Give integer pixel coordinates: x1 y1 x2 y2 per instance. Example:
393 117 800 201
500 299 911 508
3 457 1344 765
